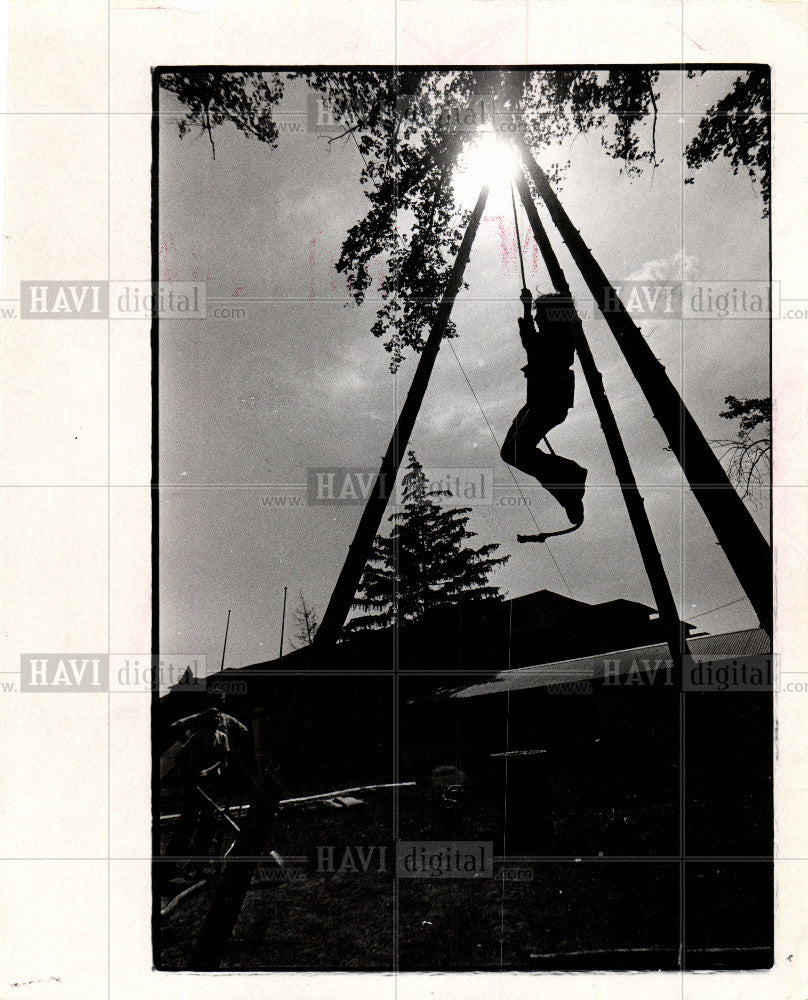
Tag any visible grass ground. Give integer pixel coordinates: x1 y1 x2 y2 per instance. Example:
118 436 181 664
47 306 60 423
158 784 772 970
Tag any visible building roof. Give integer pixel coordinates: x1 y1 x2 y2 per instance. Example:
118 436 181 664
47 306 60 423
447 628 770 699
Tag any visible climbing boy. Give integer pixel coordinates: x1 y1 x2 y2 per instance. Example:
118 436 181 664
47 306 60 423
501 288 587 528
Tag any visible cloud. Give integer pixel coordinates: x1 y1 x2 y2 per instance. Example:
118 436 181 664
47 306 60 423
625 249 700 283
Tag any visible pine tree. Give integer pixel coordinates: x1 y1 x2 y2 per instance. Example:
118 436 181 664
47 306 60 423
292 592 319 648
349 451 509 630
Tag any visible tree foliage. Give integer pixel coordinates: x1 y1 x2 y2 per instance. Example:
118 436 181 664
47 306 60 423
348 451 509 630
160 71 285 158
715 395 771 500
292 591 319 648
160 68 769 367
685 69 769 216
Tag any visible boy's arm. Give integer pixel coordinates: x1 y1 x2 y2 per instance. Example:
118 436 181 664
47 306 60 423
518 288 535 350
171 712 202 731
222 713 249 732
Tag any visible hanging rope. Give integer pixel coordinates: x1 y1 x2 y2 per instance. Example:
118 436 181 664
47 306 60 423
503 180 586 541
447 340 575 597
510 181 528 290
510 184 567 476
510 181 556 459
439 189 581 585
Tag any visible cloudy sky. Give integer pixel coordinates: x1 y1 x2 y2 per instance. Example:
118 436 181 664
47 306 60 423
157 70 769 676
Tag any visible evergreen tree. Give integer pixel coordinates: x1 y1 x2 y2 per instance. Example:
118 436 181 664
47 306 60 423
292 592 319 648
349 451 508 630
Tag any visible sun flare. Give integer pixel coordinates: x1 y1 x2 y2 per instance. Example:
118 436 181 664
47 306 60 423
452 130 521 210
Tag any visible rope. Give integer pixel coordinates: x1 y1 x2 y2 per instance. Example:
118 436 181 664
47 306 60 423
446 342 575 599
510 182 528 289
510 181 556 458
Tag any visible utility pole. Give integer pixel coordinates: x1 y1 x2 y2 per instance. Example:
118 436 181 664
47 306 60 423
515 172 690 668
219 609 231 672
279 586 288 658
516 138 772 637
314 182 491 648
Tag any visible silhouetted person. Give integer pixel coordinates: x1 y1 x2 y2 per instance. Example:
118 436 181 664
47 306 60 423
163 707 248 877
501 289 587 525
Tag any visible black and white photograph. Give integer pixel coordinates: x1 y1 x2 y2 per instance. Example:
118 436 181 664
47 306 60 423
154 66 774 971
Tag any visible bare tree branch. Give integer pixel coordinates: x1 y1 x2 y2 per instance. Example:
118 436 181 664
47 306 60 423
645 70 659 169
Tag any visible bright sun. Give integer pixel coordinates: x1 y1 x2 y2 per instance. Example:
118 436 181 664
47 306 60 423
452 130 520 210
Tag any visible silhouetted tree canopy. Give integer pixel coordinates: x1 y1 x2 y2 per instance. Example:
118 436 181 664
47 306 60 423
161 71 284 158
715 395 771 500
685 68 769 216
160 68 769 369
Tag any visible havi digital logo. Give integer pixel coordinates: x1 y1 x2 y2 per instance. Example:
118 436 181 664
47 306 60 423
20 655 107 692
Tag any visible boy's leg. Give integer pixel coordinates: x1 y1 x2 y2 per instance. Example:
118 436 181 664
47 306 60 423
532 451 587 525
501 405 545 477
500 406 526 466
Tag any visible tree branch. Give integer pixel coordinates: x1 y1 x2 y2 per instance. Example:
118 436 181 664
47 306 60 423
645 71 659 169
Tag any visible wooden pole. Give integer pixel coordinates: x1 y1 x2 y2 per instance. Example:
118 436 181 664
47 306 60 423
279 587 287 657
187 757 281 969
314 182 491 648
219 609 231 673
516 138 772 637
514 171 690 670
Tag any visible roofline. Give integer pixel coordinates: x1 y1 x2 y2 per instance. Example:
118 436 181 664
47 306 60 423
499 626 765 674
454 627 769 685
